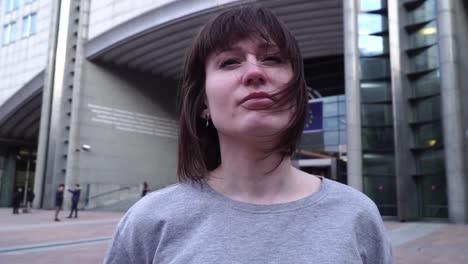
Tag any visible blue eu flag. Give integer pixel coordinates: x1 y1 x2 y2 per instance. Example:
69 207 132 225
303 101 323 132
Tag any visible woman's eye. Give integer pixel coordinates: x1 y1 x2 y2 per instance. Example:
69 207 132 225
262 55 283 64
219 58 240 68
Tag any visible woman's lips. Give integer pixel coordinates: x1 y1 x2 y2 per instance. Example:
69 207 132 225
240 92 275 109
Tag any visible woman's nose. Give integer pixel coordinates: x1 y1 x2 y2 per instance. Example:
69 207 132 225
241 59 266 86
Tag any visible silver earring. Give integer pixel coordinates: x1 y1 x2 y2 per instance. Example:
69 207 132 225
205 113 210 127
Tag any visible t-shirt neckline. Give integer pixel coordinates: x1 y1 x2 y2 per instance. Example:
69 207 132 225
200 176 330 214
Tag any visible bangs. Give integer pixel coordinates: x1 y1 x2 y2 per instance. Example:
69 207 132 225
197 6 291 60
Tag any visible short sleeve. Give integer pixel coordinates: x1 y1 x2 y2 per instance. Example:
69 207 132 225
103 215 135 264
355 201 393 264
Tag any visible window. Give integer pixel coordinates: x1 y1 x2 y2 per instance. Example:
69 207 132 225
22 13 37 37
2 22 16 45
24 0 36 4
5 0 19 13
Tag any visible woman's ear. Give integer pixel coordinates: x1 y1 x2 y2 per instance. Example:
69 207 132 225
201 108 210 119
201 97 210 118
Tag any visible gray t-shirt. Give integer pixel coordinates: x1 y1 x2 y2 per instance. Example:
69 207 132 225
104 178 392 264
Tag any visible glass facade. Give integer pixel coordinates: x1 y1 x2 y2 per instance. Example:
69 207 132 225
300 96 347 153
321 96 347 152
22 13 37 37
358 0 396 216
5 0 19 13
299 95 347 182
404 0 447 218
2 22 16 45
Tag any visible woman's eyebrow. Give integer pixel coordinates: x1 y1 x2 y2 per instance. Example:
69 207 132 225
216 44 279 55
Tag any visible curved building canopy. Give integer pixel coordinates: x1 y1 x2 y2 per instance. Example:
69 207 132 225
85 0 343 79
0 71 43 146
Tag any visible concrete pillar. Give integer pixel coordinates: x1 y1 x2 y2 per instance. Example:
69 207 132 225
33 0 62 209
343 0 363 191
387 0 418 221
437 0 467 223
0 152 16 207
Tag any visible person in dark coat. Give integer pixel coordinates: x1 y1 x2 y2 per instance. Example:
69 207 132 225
141 181 149 197
54 184 65 221
67 184 81 218
26 188 35 212
12 187 23 214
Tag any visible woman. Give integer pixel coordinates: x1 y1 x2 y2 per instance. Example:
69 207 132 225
104 5 392 264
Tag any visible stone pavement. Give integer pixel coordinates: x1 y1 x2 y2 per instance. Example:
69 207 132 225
0 208 467 263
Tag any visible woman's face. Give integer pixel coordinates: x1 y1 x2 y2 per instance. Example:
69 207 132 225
204 37 293 141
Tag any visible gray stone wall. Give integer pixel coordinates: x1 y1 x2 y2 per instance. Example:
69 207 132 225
68 61 179 203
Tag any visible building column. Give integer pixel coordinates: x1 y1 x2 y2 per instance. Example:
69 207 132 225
437 0 467 223
387 0 418 221
343 0 363 191
0 151 17 207
34 0 75 209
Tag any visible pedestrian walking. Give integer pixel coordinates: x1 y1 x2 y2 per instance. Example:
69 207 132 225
12 187 23 214
25 188 35 213
105 5 392 263
141 181 149 197
54 184 65 221
67 184 81 218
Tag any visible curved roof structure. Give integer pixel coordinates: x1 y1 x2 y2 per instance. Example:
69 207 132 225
0 71 43 145
85 0 343 79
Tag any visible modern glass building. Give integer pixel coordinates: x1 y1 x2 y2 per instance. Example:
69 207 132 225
344 0 468 222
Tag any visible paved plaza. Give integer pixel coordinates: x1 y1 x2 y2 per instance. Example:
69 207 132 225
0 208 467 263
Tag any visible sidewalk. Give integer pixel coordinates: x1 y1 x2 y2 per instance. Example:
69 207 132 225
0 208 467 263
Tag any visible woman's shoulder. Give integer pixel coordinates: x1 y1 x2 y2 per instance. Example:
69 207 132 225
321 178 380 213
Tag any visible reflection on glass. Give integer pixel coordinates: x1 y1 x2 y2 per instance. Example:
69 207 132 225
30 13 37 34
324 131 339 146
339 130 346 144
322 96 338 103
2 25 8 45
407 0 436 25
358 13 386 35
359 0 385 12
323 103 338 117
362 104 393 126
409 45 439 72
363 153 395 175
22 16 29 36
410 71 440 97
324 117 339 131
363 175 397 216
362 127 394 150
415 149 445 174
11 22 16 42
361 81 392 103
412 122 442 148
359 35 388 56
418 174 448 217
338 101 346 115
339 118 346 130
360 57 391 79
408 21 437 48
412 95 441 122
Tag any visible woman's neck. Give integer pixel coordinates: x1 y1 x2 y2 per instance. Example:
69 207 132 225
207 135 320 204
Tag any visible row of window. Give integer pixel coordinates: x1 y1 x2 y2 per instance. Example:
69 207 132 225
5 0 35 13
2 12 36 45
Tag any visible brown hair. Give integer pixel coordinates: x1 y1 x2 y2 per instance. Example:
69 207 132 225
177 5 307 182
